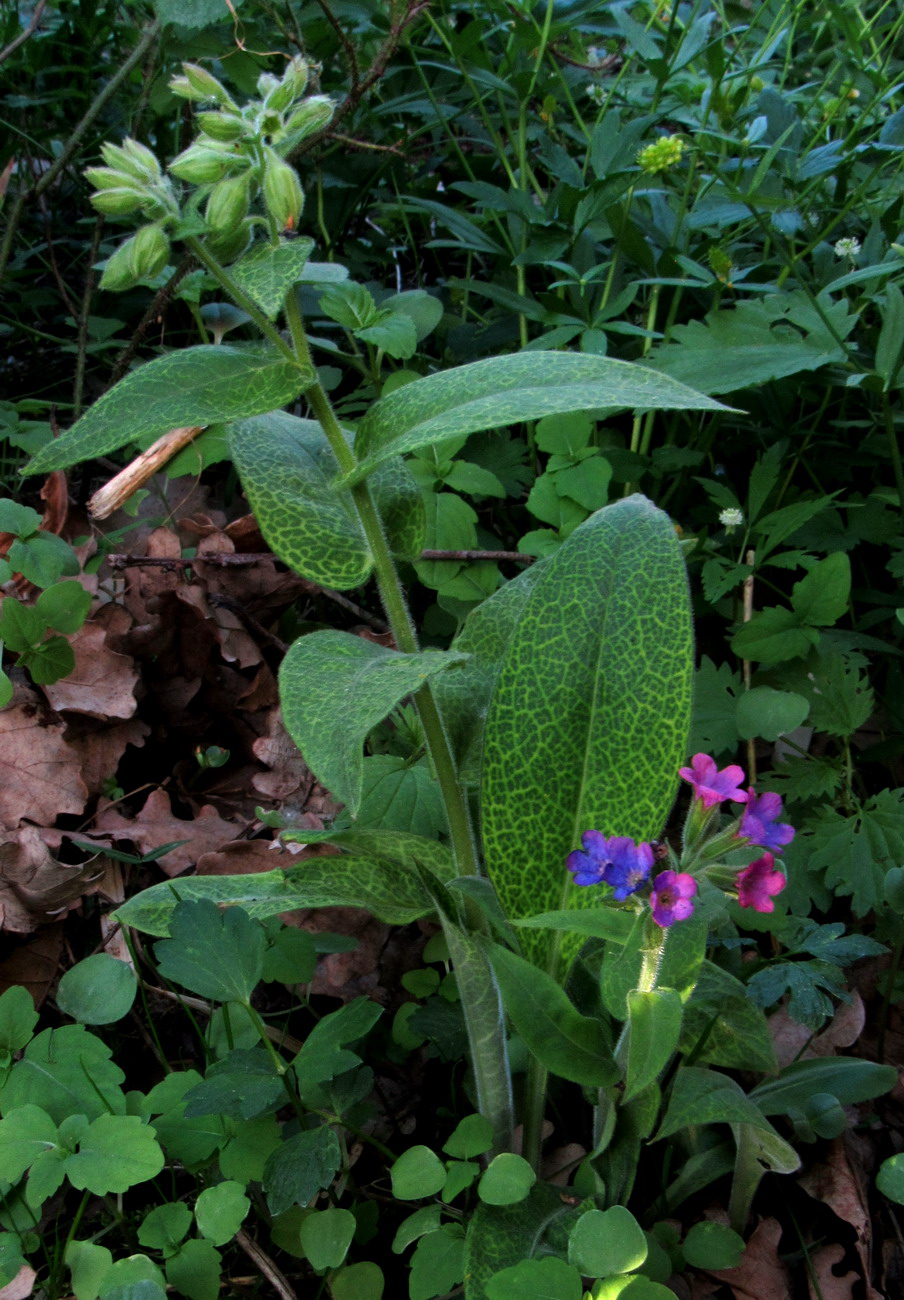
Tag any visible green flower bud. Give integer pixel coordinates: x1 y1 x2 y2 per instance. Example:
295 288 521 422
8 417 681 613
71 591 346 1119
281 55 310 102
282 95 335 147
262 57 308 113
90 186 147 216
127 224 170 280
256 71 281 100
85 166 136 191
206 173 252 236
261 148 304 229
99 139 160 182
205 217 254 264
99 236 141 291
198 111 246 143
172 62 237 108
169 142 237 184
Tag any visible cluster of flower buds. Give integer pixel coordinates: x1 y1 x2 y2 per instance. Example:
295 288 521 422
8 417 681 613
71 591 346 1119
567 753 794 928
167 56 333 258
85 55 335 287
84 141 180 289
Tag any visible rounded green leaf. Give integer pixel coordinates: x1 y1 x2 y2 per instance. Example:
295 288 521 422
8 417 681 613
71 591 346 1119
484 1255 582 1300
98 1254 166 1300
35 581 93 634
735 687 809 741
0 986 38 1061
877 1154 904 1205
298 1207 356 1271
164 1239 221 1300
390 1145 446 1200
67 1115 164 1194
65 1239 114 1300
568 1206 648 1277
442 1113 494 1159
194 1182 250 1245
477 1153 536 1206
137 1203 192 1255
57 955 137 1025
682 1221 745 1270
328 1261 384 1300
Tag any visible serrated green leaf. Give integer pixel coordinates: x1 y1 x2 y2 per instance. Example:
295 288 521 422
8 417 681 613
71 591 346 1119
409 1225 466 1300
0 1025 126 1123
67 1115 164 1194
689 657 742 755
230 239 314 318
484 941 616 1087
0 1104 58 1181
263 1127 341 1215
481 497 693 970
25 346 312 475
183 1049 284 1120
153 900 264 1002
115 856 436 936
138 1203 192 1255
349 353 726 484
35 582 92 634
279 630 467 814
731 607 818 664
805 789 904 915
357 311 418 359
294 997 383 1100
790 553 850 625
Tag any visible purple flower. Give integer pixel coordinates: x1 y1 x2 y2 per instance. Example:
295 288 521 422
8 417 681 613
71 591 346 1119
736 852 786 913
650 870 697 927
567 833 654 898
739 788 795 852
678 754 747 810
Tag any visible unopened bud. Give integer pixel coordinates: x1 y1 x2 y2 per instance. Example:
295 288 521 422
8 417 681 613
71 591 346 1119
198 111 245 142
205 217 254 264
99 139 160 182
206 173 252 235
172 62 236 108
256 72 281 100
281 55 310 101
99 236 141 291
169 142 237 184
90 186 147 216
283 95 334 145
262 59 307 113
128 224 170 280
261 148 303 228
85 166 135 191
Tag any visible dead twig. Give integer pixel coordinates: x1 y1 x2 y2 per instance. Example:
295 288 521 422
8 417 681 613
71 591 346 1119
0 0 47 67
420 548 534 563
235 1230 298 1300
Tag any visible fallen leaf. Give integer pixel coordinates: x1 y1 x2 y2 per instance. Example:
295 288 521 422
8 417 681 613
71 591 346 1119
688 1216 792 1300
42 604 140 719
62 716 150 796
799 1136 881 1299
808 1243 858 1300
91 787 246 876
0 1264 36 1300
0 921 65 1003
0 682 88 829
252 708 315 803
0 825 105 932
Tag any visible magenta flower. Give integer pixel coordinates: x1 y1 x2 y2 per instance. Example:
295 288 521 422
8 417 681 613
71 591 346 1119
650 870 697 927
737 852 786 912
678 754 747 809
567 832 654 898
739 788 795 852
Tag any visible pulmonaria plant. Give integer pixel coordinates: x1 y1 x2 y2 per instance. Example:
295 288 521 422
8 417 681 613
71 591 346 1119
568 754 793 927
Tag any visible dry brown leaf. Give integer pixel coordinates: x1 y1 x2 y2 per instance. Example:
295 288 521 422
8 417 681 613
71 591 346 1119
42 604 140 719
252 708 315 803
0 825 104 933
62 716 150 796
196 838 294 877
808 1243 859 1300
689 1216 792 1300
799 1136 882 1299
770 992 865 1068
0 1264 36 1300
0 921 65 1003
91 787 246 876
0 682 88 829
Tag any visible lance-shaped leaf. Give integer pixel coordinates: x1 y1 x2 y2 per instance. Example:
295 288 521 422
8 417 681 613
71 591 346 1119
279 630 468 814
347 352 727 483
481 496 693 971
25 346 312 476
229 411 424 590
114 856 439 937
624 988 683 1102
483 940 616 1088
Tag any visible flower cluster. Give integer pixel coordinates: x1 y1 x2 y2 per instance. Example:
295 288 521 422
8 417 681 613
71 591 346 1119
637 134 685 174
566 754 793 928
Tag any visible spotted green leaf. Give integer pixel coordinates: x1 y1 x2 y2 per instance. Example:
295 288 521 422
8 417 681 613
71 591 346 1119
228 412 423 589
481 496 693 970
230 239 315 319
279 631 467 814
25 346 312 475
348 352 727 484
462 1183 578 1300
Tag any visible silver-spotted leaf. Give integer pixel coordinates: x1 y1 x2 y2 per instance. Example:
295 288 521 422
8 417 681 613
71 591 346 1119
26 346 311 475
481 496 693 970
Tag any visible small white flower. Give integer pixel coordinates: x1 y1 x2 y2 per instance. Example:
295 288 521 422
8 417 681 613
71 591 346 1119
719 507 744 529
833 236 861 258
587 83 606 106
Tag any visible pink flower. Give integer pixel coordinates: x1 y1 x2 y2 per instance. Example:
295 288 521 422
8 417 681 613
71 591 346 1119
737 852 786 912
650 870 698 927
739 789 795 852
678 754 747 809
